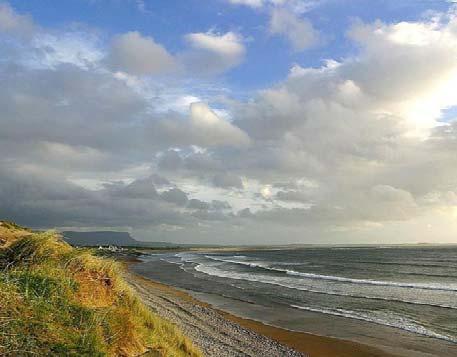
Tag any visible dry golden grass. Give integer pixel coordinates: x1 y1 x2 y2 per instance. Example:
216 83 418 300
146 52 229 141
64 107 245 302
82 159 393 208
0 221 202 357
0 221 32 248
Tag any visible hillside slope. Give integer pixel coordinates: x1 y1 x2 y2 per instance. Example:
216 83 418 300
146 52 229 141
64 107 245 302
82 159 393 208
0 221 201 357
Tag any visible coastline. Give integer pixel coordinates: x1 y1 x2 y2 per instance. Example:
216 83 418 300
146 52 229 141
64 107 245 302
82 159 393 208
127 265 395 357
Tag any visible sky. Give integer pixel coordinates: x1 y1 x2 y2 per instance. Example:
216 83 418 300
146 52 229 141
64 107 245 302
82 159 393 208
1 0 457 244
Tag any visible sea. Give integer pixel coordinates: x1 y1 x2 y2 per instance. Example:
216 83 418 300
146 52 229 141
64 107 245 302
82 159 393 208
132 246 457 356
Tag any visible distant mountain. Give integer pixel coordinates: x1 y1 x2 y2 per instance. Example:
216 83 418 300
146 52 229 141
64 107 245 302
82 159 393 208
63 231 139 246
62 230 216 248
63 231 182 248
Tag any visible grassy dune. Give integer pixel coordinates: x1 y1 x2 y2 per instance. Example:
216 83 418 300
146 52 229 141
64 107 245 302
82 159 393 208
0 222 201 357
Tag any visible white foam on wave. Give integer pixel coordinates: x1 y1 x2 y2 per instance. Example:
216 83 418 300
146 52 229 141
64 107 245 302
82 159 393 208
205 255 270 269
204 255 457 292
283 270 457 291
290 305 457 344
167 252 457 342
193 262 457 310
205 255 307 266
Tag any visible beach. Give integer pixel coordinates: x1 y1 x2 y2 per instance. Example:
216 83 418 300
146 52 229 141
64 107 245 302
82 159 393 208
128 272 393 357
128 247 457 357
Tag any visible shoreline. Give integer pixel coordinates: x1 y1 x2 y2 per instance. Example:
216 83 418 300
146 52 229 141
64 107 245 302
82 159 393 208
127 266 394 357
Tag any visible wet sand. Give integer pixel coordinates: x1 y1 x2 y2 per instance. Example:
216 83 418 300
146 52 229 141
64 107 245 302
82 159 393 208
128 270 395 357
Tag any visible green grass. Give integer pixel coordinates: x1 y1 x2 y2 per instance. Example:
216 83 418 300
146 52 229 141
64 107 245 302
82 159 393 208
0 224 201 357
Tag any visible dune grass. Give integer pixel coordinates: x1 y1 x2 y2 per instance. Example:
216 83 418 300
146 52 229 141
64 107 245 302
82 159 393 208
0 222 201 357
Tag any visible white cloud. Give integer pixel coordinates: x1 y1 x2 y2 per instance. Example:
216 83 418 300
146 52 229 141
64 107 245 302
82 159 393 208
182 31 246 74
269 8 319 51
107 31 176 76
0 2 35 36
227 0 322 13
219 9 457 237
165 95 202 114
28 32 104 69
228 0 264 8
36 141 112 171
188 102 250 147
185 31 244 57
345 17 457 135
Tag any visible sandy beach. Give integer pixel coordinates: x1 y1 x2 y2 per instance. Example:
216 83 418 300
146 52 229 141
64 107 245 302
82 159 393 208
127 270 394 357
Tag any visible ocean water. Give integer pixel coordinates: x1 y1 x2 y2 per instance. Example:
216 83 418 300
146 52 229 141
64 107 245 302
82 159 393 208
133 246 457 355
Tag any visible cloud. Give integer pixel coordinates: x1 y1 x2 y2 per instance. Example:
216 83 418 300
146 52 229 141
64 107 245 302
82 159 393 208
0 166 195 229
236 12 457 142
30 31 104 69
187 198 210 210
34 141 113 172
144 103 250 150
188 102 250 147
107 31 176 75
2 4 457 244
160 188 189 206
182 31 246 74
212 173 244 189
227 0 264 8
221 10 457 233
344 19 457 134
227 0 322 13
110 177 159 199
275 190 310 202
0 63 151 173
269 8 319 51
0 2 35 36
